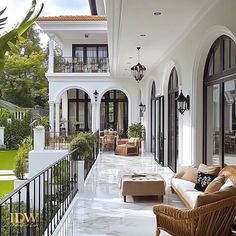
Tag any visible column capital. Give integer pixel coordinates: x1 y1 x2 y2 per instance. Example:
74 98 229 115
48 101 55 105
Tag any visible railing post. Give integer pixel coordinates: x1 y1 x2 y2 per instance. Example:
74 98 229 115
78 160 84 192
33 126 45 151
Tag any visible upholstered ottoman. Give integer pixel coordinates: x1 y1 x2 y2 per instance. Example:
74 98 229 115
121 173 166 202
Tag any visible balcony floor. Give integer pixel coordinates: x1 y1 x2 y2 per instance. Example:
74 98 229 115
55 152 185 236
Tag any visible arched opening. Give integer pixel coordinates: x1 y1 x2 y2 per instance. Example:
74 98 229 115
100 89 128 135
168 68 179 172
61 88 92 135
203 35 236 166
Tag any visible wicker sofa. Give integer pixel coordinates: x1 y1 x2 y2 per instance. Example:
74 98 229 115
153 164 236 235
171 164 236 208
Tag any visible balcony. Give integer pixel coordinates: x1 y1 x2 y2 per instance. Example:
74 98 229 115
54 57 109 73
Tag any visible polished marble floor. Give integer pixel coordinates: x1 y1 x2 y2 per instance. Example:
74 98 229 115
55 152 185 236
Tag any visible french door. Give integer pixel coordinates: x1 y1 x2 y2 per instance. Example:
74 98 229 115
151 96 164 166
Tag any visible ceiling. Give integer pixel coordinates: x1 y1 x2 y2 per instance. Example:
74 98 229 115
106 0 218 79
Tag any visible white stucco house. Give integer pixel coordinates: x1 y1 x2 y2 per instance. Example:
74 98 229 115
37 0 236 172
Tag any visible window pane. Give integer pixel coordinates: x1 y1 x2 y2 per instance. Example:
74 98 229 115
224 80 236 164
206 84 220 165
214 44 221 74
74 47 83 58
224 38 230 70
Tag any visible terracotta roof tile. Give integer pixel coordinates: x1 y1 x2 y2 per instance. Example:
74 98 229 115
37 15 107 22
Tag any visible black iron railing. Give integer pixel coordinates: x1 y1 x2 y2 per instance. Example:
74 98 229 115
0 149 79 236
0 131 100 236
44 131 73 150
54 57 109 73
84 130 100 179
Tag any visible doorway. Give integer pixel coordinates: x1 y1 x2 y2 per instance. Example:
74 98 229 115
168 68 179 172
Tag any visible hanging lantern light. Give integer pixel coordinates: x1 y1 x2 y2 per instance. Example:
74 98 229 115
131 47 146 83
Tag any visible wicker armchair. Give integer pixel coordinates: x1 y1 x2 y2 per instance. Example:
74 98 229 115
153 196 236 236
115 138 140 156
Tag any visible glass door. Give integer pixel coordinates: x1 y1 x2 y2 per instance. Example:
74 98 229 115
155 96 165 165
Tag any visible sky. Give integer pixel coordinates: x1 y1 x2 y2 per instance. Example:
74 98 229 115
1 0 91 45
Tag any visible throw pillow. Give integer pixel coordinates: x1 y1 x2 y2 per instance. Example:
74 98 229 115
218 165 236 178
198 163 221 176
195 186 236 208
194 171 217 192
181 166 198 183
204 175 225 194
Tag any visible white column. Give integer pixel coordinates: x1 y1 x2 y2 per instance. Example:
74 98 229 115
49 101 55 136
33 126 45 151
61 92 68 135
55 102 60 136
0 127 5 146
91 101 96 132
48 34 55 73
96 102 101 131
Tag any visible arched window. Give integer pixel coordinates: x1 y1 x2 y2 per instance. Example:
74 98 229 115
203 35 236 166
168 68 179 172
100 90 128 132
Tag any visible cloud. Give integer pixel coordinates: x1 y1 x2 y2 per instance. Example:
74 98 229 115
0 0 91 32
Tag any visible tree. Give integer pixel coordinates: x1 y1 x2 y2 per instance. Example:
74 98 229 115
0 25 48 108
0 0 44 71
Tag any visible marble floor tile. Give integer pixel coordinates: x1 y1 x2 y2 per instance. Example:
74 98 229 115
55 152 186 236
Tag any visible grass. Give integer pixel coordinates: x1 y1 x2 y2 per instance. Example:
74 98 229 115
0 150 17 170
0 180 14 199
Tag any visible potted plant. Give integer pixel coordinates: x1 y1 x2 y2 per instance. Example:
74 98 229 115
128 123 145 140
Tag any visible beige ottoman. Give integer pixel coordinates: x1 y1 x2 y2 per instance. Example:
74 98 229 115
121 173 166 202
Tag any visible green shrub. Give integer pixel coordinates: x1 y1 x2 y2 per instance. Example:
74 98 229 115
3 112 32 149
76 132 96 148
14 155 27 180
69 135 91 160
128 123 145 140
13 137 32 179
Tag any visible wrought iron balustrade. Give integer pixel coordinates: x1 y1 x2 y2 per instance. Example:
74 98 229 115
0 130 99 236
54 57 109 73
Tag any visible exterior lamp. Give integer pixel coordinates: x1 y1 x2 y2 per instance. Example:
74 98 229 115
176 90 190 115
139 102 146 113
93 90 99 102
131 47 146 83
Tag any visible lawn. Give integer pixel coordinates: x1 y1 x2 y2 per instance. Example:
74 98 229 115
0 180 14 199
0 150 17 170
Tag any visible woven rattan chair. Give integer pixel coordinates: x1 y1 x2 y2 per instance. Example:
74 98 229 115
153 196 236 236
115 138 140 156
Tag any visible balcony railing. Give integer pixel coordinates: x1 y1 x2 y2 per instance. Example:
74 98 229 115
0 130 100 236
54 57 109 73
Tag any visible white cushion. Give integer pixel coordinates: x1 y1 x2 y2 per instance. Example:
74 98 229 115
171 178 194 190
219 178 235 190
172 177 204 208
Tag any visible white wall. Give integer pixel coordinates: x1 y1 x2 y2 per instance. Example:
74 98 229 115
29 150 68 178
142 0 236 169
47 75 141 128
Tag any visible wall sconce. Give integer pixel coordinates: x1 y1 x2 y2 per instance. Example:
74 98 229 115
93 90 99 102
139 102 146 113
176 90 190 115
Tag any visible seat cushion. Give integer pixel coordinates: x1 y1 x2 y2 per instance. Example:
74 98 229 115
172 178 203 208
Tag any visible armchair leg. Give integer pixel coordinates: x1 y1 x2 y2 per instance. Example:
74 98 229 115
124 196 126 202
